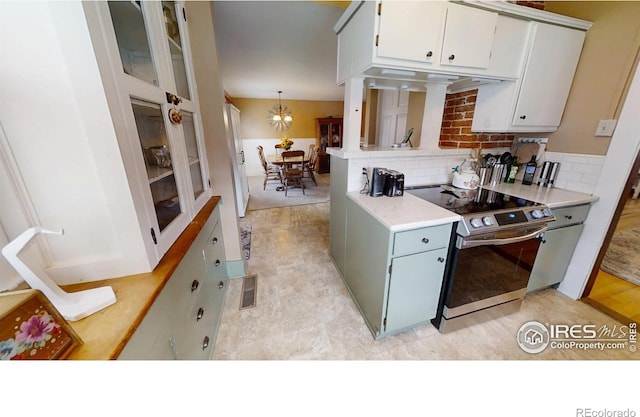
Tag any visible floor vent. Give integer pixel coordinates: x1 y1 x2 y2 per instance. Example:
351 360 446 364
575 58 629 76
240 274 257 310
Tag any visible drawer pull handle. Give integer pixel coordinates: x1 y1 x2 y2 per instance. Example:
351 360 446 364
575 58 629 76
519 115 527 120
215 259 221 267
212 237 218 245
197 307 204 321
565 215 573 220
421 238 429 244
437 257 445 263
202 336 210 350
191 280 199 292
218 280 224 289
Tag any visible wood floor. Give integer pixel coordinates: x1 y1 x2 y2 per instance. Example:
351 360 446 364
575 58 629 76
585 197 640 324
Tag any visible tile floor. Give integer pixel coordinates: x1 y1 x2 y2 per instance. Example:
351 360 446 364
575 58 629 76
212 202 638 360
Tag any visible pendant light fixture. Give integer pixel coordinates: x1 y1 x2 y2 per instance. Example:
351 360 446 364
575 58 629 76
267 90 293 131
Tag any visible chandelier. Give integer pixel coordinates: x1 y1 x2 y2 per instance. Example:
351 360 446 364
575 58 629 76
267 90 293 131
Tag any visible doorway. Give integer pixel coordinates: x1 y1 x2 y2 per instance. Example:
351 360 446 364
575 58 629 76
583 152 640 324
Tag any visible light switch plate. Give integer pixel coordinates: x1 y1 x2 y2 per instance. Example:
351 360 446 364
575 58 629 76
595 119 617 137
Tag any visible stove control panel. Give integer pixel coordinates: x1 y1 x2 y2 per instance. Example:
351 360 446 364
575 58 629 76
459 206 555 236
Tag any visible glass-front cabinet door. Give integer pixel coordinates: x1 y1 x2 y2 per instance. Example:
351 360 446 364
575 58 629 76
99 0 210 259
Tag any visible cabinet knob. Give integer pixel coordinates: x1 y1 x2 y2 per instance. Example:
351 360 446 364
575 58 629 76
191 279 199 292
421 238 430 244
202 336 210 350
196 307 204 321
565 215 573 220
218 280 224 289
426 51 433 58
215 259 221 267
212 237 218 245
542 239 547 244
437 257 445 263
448 54 455 61
519 115 527 120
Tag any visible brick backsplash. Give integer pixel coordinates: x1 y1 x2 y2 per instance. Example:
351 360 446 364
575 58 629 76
515 1 545 11
439 89 515 149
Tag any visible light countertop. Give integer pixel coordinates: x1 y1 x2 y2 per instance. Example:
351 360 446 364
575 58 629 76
481 181 599 208
347 191 461 231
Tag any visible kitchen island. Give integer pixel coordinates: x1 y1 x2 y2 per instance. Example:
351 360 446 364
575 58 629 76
333 173 601 338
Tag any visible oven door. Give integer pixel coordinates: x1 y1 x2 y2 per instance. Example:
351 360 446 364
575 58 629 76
444 225 546 319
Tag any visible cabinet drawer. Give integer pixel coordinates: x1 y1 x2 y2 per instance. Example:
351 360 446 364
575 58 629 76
203 222 224 267
393 224 451 257
549 204 590 229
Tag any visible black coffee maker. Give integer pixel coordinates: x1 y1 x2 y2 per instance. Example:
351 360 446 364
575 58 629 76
369 167 388 197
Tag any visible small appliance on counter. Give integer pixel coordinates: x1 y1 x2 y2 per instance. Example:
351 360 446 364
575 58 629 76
383 170 404 197
369 167 388 197
452 159 480 190
368 167 405 197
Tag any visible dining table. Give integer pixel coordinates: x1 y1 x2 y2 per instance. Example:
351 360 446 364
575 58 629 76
267 153 309 191
267 153 309 166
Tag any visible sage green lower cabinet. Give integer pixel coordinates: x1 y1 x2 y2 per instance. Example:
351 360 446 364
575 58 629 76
119 205 227 359
527 203 590 293
344 198 452 339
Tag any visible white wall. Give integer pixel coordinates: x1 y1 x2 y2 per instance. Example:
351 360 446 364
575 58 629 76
0 2 151 285
559 60 640 299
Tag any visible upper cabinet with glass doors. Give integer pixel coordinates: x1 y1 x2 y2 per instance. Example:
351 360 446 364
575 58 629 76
91 1 210 261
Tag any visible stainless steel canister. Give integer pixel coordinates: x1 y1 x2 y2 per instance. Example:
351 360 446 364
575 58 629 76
478 167 491 186
537 161 552 186
546 162 561 188
490 164 505 186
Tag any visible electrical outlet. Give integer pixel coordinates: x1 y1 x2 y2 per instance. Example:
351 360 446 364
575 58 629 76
595 119 617 137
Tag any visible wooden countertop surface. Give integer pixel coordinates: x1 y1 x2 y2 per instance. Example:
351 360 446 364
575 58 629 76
62 197 221 360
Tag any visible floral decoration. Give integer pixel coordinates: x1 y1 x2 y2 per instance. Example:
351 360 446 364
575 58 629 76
280 136 294 150
1 311 65 360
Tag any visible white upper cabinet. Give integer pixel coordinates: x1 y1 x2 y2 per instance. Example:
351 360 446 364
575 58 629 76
511 22 586 127
88 0 211 261
376 1 446 65
472 22 586 132
374 2 499 72
438 3 498 69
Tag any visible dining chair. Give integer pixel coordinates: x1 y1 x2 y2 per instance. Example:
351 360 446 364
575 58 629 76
275 143 284 155
303 145 318 186
281 150 305 196
257 146 282 190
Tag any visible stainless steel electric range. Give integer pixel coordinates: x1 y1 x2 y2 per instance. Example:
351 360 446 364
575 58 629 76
406 185 556 333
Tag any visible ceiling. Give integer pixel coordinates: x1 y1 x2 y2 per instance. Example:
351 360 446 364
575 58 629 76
212 1 349 102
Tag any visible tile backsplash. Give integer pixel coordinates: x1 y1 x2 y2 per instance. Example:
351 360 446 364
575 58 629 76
542 152 605 194
348 150 604 195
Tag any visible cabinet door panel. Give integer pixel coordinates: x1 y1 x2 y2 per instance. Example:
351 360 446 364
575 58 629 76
527 224 584 293
385 248 447 333
132 98 185 232
108 1 159 86
512 23 585 127
377 1 445 64
440 3 497 69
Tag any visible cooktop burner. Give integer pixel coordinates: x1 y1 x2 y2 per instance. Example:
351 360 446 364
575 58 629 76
406 185 555 236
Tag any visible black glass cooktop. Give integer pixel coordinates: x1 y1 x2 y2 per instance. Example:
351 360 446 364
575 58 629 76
406 185 539 215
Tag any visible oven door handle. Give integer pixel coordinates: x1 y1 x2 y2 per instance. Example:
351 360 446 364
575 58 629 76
461 225 547 248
